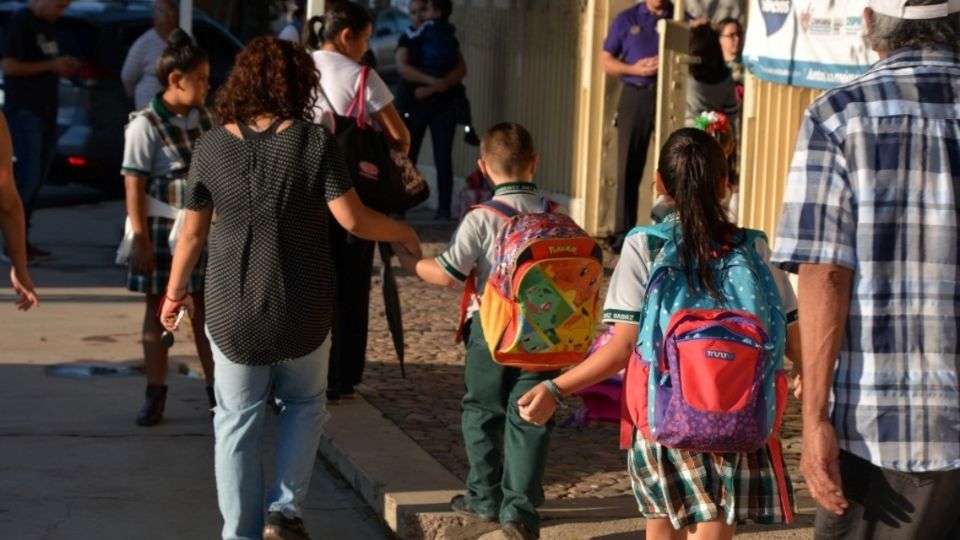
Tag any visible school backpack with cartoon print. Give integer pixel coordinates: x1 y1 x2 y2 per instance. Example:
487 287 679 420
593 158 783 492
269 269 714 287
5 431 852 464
458 200 604 371
620 221 793 521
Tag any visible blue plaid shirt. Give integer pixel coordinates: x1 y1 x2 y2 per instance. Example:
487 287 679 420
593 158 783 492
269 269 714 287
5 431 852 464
773 45 960 473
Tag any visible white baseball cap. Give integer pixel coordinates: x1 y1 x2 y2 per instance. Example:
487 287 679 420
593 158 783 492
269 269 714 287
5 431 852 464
869 0 960 19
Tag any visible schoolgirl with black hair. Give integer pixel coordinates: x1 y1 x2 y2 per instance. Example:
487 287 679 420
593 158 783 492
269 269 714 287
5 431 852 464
519 128 802 540
305 1 412 402
120 28 215 426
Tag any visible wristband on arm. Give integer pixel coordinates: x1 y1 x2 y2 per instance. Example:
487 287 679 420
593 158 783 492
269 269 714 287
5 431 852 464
542 379 567 409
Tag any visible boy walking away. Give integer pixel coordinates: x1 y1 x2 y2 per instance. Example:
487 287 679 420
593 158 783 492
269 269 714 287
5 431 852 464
395 123 572 540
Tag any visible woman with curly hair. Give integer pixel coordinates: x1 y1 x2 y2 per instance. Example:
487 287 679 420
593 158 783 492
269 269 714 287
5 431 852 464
158 36 421 540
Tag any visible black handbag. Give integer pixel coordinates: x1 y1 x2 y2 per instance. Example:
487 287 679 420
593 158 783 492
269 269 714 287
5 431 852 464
319 67 429 214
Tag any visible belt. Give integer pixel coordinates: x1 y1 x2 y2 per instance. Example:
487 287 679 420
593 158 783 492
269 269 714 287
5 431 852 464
624 82 655 90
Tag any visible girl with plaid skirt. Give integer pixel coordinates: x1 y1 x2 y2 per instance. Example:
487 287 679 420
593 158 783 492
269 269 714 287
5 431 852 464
121 29 214 426
519 129 802 539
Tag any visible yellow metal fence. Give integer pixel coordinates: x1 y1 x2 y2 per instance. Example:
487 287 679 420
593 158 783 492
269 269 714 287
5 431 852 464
738 74 821 238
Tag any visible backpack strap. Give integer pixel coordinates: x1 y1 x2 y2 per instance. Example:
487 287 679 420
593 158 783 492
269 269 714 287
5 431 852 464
472 199 519 220
627 223 673 240
345 66 371 129
454 199 519 343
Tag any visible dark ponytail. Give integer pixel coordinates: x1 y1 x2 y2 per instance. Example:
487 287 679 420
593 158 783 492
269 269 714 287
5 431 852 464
657 128 739 300
155 28 208 87
302 1 372 51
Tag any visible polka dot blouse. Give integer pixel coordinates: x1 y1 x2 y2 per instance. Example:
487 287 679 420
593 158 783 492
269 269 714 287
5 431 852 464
185 120 353 366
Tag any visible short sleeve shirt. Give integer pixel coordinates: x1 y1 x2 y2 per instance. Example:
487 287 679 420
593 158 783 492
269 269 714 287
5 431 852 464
2 8 59 121
185 121 353 366
435 182 549 312
602 3 674 86
603 228 798 325
772 45 960 472
311 50 394 124
120 29 166 110
121 97 205 179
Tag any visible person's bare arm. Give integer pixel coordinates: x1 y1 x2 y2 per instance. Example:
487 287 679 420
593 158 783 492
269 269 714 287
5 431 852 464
370 103 411 154
438 53 467 90
392 245 457 286
599 50 658 78
124 174 155 276
518 323 636 425
3 56 80 78
327 188 420 256
159 207 213 328
0 113 37 310
416 54 468 100
798 263 854 516
395 47 441 86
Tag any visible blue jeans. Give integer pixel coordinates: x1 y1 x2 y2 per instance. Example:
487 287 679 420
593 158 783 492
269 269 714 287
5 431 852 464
209 331 331 540
6 109 57 229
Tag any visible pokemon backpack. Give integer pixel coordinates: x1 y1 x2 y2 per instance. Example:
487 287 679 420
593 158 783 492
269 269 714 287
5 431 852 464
457 199 603 371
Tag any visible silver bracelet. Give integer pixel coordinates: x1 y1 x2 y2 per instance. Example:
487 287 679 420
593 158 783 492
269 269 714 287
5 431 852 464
542 379 567 409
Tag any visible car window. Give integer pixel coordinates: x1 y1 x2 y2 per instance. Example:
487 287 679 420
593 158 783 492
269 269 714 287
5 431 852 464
375 10 410 36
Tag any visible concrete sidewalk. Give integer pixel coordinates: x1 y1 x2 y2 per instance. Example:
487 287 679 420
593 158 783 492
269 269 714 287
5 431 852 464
0 201 390 539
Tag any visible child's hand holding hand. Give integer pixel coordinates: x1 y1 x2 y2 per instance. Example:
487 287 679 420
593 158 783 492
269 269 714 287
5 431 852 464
391 241 419 274
517 383 558 426
396 225 422 259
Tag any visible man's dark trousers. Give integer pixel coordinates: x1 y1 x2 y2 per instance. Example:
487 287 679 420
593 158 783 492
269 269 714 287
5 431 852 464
814 450 960 540
615 84 656 236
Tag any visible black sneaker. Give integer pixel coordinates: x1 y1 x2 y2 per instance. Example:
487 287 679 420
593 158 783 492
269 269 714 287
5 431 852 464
502 521 539 540
450 494 496 522
263 511 311 540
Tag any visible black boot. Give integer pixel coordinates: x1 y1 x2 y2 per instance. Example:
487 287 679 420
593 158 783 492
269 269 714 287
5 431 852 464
206 386 216 416
136 384 168 426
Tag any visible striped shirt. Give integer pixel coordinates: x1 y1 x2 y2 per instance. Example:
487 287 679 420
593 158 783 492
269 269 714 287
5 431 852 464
121 29 167 110
772 45 960 473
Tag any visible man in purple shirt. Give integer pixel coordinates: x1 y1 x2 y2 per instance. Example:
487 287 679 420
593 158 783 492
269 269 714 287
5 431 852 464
601 0 673 252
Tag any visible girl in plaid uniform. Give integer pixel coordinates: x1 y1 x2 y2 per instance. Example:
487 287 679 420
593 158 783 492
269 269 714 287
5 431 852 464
519 129 802 538
121 29 214 426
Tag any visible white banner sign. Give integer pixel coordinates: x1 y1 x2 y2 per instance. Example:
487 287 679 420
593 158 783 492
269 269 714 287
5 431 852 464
743 0 879 89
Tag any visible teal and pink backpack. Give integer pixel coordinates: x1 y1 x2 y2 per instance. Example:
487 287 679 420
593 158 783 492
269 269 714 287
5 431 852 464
620 221 793 522
457 199 604 372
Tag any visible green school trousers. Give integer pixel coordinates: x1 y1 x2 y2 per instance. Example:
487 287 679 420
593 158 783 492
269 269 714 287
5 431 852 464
461 316 559 533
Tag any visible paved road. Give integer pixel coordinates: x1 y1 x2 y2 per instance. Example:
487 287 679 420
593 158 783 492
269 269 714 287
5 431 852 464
0 201 394 540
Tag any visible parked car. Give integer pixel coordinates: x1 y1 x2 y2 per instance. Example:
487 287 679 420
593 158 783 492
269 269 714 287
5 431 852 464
0 1 241 195
368 6 410 86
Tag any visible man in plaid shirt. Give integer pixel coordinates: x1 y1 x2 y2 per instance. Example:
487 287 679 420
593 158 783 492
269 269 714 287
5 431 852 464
773 1 960 538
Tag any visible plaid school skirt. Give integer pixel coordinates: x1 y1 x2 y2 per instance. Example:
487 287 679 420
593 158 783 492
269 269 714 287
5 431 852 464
627 432 795 530
126 176 205 295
